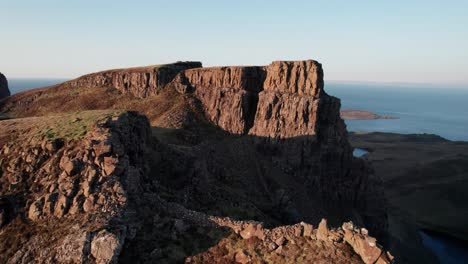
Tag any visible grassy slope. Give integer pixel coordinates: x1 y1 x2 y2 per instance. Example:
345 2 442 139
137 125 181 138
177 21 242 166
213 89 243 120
0 80 200 129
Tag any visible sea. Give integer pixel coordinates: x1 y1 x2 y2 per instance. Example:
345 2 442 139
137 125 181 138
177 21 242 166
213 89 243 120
326 81 468 142
7 79 468 262
8 78 68 94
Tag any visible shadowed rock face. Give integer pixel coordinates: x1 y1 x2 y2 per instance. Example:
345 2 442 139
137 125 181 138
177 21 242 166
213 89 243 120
0 72 10 99
166 60 387 237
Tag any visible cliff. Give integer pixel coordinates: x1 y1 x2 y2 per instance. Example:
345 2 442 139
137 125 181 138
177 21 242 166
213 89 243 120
0 111 391 263
166 61 387 235
0 111 151 263
0 60 391 263
67 62 202 98
0 72 10 99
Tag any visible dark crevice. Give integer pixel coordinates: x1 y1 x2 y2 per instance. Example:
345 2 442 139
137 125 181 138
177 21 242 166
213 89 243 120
243 68 267 134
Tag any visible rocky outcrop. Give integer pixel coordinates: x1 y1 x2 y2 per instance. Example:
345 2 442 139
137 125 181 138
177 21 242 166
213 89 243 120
189 215 393 264
67 62 201 98
0 110 393 263
0 60 391 263
171 60 325 137
0 112 151 263
167 60 387 237
0 72 10 99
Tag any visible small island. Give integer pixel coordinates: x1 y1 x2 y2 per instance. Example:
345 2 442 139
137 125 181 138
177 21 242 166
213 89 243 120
340 109 399 120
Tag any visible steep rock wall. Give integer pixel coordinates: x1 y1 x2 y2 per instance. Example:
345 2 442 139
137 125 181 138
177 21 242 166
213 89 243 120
166 60 387 237
67 62 201 98
0 112 151 263
0 72 10 99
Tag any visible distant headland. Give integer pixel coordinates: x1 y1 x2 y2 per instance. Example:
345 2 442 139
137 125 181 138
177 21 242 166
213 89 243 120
341 109 399 120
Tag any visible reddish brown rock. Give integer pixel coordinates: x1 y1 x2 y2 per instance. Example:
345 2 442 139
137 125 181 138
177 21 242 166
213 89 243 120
91 230 124 264
342 222 383 264
182 66 264 134
263 60 324 96
234 250 251 264
248 91 319 138
316 218 329 241
67 62 201 98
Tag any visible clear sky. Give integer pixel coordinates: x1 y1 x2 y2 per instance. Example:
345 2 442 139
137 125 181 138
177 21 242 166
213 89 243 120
1 0 467 84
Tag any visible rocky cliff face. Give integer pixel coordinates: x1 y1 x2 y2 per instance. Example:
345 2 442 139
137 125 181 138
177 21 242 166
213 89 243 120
0 111 151 263
0 60 391 263
171 60 324 137
165 61 386 235
0 72 10 99
67 62 201 98
0 111 391 263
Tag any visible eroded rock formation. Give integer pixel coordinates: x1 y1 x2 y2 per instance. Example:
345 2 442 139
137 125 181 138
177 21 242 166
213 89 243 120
0 60 391 263
0 112 151 263
0 72 10 99
67 62 202 98
166 60 387 236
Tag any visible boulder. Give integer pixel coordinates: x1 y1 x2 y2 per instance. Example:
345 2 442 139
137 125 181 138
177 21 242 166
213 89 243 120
342 222 382 264
91 230 124 264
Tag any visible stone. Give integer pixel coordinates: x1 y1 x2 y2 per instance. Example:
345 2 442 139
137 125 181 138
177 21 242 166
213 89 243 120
54 195 70 217
240 224 256 240
301 222 313 237
102 156 123 176
386 251 394 261
316 219 329 241
91 230 124 264
293 224 302 237
83 181 92 197
55 232 91 263
275 236 285 246
28 198 45 221
235 250 250 264
361 228 369 236
45 139 64 152
86 167 98 183
254 224 265 241
60 156 80 176
342 222 382 264
94 141 112 159
83 197 95 212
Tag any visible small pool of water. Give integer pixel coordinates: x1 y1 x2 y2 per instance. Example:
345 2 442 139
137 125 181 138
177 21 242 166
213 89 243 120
353 148 368 157
419 230 468 264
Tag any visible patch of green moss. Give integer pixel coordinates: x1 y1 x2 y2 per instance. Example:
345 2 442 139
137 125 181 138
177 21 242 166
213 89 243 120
35 110 122 141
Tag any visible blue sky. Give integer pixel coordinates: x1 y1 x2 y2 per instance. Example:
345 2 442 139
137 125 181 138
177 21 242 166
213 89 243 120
1 0 467 84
